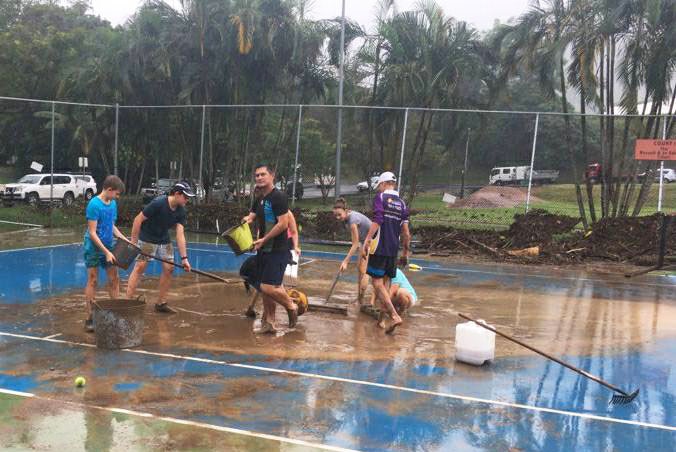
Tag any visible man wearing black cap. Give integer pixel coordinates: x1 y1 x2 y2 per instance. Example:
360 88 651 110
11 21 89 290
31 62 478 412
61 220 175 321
126 181 194 313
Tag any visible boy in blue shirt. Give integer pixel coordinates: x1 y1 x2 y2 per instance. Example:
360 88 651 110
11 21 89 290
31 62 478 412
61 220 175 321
83 175 127 332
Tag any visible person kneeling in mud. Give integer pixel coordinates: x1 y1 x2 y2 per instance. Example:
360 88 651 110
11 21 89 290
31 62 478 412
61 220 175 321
369 268 418 328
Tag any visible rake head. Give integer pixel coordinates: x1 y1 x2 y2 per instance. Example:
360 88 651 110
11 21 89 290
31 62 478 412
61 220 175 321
610 389 639 405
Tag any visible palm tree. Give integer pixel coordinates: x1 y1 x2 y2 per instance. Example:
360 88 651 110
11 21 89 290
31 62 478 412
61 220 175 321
495 0 590 228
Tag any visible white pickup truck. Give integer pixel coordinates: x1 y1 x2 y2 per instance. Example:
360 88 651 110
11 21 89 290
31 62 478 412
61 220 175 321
489 166 559 186
2 173 97 206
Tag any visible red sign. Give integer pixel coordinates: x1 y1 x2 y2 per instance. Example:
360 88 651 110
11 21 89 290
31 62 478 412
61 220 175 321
634 139 676 161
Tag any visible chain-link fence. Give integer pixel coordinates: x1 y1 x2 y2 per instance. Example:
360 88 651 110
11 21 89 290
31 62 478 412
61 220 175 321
1 96 673 232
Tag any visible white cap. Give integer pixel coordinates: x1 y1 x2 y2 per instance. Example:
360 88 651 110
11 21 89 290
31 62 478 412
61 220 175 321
377 171 397 186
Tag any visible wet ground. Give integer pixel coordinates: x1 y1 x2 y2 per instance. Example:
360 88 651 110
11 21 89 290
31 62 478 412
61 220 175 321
0 230 675 450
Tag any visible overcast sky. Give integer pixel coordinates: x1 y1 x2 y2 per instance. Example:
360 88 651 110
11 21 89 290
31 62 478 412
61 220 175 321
90 0 532 31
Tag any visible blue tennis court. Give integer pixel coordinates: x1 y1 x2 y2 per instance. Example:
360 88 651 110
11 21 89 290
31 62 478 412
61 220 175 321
0 242 674 451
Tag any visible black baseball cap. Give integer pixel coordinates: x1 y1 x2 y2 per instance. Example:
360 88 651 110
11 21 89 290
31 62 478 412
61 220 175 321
171 181 196 197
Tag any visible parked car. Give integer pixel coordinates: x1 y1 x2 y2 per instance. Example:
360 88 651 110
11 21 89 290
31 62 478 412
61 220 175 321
73 174 97 200
489 166 559 185
2 173 84 206
357 176 380 192
142 178 205 203
638 168 675 183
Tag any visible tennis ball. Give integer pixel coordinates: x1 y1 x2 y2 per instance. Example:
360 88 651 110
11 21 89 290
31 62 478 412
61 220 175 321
75 376 86 387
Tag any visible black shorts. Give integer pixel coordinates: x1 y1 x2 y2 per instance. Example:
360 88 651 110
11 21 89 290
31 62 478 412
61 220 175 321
257 250 291 287
366 254 397 279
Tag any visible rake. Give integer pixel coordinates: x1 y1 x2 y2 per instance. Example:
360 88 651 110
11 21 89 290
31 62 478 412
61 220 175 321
457 313 639 405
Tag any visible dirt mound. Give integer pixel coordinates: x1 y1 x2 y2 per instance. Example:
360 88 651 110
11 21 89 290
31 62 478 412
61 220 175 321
569 214 675 263
451 186 541 209
508 209 581 248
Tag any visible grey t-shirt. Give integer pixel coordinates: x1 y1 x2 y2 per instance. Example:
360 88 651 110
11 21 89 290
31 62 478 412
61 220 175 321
345 211 372 242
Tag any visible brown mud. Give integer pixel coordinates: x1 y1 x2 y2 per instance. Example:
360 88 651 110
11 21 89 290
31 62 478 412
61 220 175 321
6 260 675 363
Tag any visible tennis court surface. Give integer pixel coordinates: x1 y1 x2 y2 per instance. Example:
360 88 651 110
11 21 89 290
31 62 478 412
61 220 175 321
1 241 674 451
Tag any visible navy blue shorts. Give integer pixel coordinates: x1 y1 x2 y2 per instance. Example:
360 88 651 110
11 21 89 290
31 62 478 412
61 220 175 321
366 254 397 279
257 250 291 287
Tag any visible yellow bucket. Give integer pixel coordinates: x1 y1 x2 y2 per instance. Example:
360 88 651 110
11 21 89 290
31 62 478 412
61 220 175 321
223 223 254 255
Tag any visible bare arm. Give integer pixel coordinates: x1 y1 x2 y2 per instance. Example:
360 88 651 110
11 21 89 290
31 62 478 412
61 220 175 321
175 223 191 272
362 221 380 256
340 224 361 272
401 222 411 256
287 212 300 253
130 212 147 244
112 225 127 241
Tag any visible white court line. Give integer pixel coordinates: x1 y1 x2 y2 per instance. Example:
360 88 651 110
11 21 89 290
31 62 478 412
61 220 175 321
1 331 674 433
43 333 62 339
0 242 80 253
0 387 357 452
0 220 43 227
299 258 316 267
0 227 42 235
185 246 674 289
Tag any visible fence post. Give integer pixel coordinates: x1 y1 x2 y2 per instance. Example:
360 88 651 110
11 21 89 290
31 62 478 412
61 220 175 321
460 128 471 199
198 104 206 204
525 113 540 212
50 102 55 228
292 105 303 208
114 103 119 176
657 116 666 212
397 108 409 191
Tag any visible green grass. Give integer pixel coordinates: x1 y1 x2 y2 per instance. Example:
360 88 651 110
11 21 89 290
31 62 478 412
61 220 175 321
0 205 85 228
0 167 14 184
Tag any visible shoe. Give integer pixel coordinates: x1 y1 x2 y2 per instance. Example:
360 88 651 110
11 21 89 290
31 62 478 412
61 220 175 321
287 306 298 328
84 317 94 333
154 302 176 314
245 306 257 318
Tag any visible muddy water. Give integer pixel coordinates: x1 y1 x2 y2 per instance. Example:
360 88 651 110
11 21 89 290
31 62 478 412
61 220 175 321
6 257 675 363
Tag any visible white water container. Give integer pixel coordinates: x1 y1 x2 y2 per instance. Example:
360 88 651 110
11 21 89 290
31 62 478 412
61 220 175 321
455 320 496 366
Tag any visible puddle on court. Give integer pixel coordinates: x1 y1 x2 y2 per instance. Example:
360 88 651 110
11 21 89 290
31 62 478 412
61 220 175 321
0 392 318 451
3 257 675 363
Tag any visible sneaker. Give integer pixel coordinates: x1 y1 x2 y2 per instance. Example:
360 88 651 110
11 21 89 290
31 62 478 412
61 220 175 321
84 317 94 333
154 302 176 314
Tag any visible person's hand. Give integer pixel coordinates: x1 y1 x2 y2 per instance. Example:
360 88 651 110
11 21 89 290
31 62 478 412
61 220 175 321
294 247 301 257
182 258 191 272
340 261 348 273
362 240 371 257
253 238 265 251
105 251 117 264
242 216 251 224
398 255 409 268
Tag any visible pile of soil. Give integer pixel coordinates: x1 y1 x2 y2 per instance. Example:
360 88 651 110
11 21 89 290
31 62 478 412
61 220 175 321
565 214 675 264
451 186 542 209
508 209 581 248
416 210 673 267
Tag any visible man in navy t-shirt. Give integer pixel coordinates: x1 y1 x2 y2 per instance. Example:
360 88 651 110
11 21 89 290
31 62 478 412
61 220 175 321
126 181 194 313
363 171 411 334
241 164 298 333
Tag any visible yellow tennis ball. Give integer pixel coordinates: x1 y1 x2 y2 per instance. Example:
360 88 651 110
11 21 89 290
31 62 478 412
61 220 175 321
75 376 86 387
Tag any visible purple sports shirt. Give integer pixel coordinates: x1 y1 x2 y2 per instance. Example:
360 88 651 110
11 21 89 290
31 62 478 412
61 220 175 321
370 189 409 257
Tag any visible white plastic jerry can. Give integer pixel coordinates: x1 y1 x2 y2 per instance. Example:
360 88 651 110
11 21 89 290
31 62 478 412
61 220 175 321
284 250 299 286
455 320 496 366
